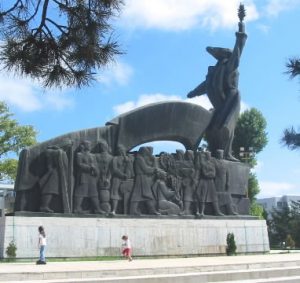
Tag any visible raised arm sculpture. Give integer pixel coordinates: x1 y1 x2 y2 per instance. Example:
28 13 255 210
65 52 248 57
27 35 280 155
187 4 247 161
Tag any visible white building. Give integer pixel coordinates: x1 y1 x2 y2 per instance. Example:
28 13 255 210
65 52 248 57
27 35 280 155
257 195 300 219
0 183 15 217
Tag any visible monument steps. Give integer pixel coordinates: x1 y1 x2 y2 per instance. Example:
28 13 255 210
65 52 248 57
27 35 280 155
217 276 300 283
2 256 300 283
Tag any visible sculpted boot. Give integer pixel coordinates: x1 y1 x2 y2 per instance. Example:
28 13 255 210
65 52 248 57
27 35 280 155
129 202 140 216
40 194 53 213
73 197 84 214
180 201 192 215
91 197 106 214
227 204 238 215
213 201 224 216
146 201 161 215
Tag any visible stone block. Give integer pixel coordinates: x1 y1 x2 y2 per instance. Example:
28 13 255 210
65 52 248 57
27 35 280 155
0 216 269 258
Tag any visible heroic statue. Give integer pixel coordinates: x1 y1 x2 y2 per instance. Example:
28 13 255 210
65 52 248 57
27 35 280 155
39 146 69 213
195 151 223 217
187 4 247 161
152 170 181 215
95 140 113 213
13 5 250 218
214 149 238 215
129 147 160 216
73 140 105 214
110 145 134 215
178 150 196 215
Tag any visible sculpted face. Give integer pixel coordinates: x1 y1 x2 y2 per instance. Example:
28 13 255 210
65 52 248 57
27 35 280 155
216 149 224 160
205 151 211 160
81 140 91 151
99 141 108 153
117 146 126 156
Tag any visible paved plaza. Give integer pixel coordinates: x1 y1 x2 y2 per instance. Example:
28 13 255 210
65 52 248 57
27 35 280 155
1 252 300 282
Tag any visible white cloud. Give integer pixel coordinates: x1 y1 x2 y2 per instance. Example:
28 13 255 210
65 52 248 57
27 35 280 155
98 61 133 86
252 160 263 174
264 0 300 17
43 92 75 111
113 93 249 117
113 93 182 115
0 74 74 112
186 96 213 110
258 181 299 198
121 0 259 31
256 24 271 34
0 78 42 112
240 101 250 113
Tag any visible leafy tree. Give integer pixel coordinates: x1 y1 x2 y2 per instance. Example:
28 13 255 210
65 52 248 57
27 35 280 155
282 126 300 150
289 200 300 247
232 108 268 165
268 201 300 248
0 101 37 182
247 172 259 203
269 205 293 247
249 200 266 220
232 108 268 217
281 57 300 149
0 0 123 89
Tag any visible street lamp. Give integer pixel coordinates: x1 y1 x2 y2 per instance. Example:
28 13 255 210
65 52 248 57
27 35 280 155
239 147 254 163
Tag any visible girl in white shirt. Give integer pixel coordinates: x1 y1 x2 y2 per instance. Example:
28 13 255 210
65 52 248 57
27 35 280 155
121 235 133 261
37 226 47 264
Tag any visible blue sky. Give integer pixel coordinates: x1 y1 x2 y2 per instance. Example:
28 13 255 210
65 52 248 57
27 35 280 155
1 0 300 198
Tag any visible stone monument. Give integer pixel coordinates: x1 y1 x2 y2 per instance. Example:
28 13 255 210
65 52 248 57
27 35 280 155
0 4 269 258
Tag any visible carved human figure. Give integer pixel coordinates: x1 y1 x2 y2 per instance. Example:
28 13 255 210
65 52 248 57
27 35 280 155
187 17 247 161
73 140 104 214
95 140 113 213
110 146 133 215
159 152 182 209
130 146 160 215
152 170 181 215
39 146 69 213
173 149 185 203
179 150 196 215
214 149 238 215
195 151 223 217
14 148 39 211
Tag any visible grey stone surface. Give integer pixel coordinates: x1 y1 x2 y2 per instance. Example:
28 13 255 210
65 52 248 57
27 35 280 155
1 216 269 259
108 101 212 151
13 128 250 216
13 101 218 216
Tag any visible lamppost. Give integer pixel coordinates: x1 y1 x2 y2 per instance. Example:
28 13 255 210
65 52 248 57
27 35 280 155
239 147 254 199
239 147 254 163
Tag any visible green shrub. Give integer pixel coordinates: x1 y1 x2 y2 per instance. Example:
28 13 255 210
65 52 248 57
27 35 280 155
226 233 237 256
6 241 17 259
286 234 295 249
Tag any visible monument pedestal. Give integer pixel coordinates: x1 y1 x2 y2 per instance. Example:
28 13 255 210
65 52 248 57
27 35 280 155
0 215 269 258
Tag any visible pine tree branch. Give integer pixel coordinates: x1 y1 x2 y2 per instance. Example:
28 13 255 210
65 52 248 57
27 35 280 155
0 0 22 16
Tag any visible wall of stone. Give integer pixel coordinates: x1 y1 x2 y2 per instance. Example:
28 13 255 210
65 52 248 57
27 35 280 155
1 216 269 258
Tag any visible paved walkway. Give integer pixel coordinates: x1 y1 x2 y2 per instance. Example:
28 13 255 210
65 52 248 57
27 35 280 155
1 253 300 275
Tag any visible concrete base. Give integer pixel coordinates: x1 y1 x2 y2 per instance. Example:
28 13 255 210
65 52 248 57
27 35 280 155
0 215 269 258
